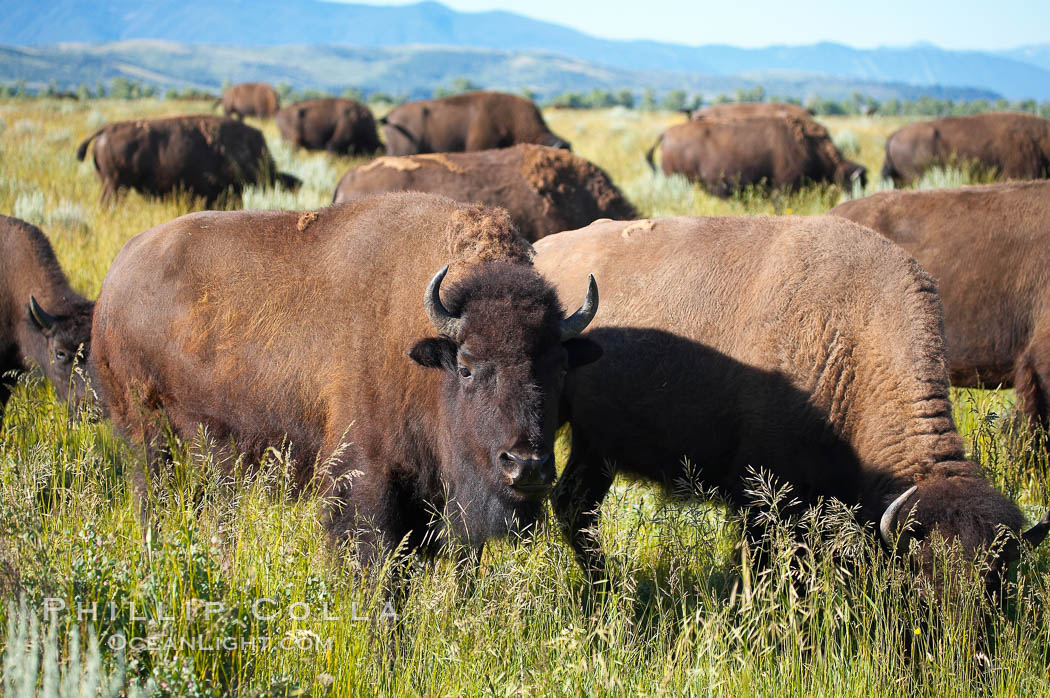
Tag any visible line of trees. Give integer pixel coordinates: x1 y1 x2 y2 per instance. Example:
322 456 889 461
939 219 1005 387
3 77 1050 120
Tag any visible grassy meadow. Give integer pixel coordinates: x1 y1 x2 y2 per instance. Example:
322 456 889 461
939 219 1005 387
2 97 1050 696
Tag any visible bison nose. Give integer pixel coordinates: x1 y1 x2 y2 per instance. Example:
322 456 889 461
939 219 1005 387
499 450 555 492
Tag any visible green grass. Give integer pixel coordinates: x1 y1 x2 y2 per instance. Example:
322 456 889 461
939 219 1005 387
2 99 1048 697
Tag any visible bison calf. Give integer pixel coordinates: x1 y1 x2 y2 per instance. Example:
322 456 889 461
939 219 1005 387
76 115 301 206
646 116 866 197
276 98 382 156
380 91 570 156
333 145 637 242
881 112 1050 185
90 193 601 567
0 216 94 417
535 215 1048 598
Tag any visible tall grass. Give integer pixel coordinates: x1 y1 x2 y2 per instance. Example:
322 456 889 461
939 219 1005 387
1 99 1048 696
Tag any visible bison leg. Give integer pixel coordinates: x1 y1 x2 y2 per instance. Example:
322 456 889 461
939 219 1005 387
1014 329 1050 444
552 430 615 585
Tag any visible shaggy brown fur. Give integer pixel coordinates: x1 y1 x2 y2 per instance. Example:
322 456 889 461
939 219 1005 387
275 98 382 156
380 91 570 156
535 215 1031 589
881 112 1050 184
332 144 638 241
89 193 600 563
0 216 94 416
691 101 814 122
219 83 279 120
645 116 866 196
75 115 301 205
831 181 1050 434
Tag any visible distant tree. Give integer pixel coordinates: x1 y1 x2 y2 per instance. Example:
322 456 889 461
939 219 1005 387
878 98 901 116
76 83 92 100
451 77 481 93
520 87 537 102
550 91 585 108
714 93 731 104
1018 99 1037 113
15 79 27 97
342 87 365 102
661 89 687 111
95 80 106 98
275 83 293 101
994 98 1010 111
221 78 232 92
735 86 765 103
641 88 657 111
615 89 634 108
1040 102 1050 119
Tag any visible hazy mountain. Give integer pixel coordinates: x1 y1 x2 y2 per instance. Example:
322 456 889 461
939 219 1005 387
999 44 1050 73
1 0 1046 99
0 41 1001 103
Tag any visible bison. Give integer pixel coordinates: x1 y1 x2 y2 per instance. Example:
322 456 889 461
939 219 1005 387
831 181 1050 437
332 145 637 242
881 112 1050 185
75 115 301 206
0 216 94 416
534 215 1048 594
691 101 814 121
645 116 866 197
89 193 602 565
275 98 382 156
380 91 570 156
219 82 280 120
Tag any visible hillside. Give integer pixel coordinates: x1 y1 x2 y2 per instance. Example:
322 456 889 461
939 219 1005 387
0 0 1048 99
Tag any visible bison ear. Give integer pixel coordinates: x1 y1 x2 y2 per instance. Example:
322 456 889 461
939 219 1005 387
409 337 458 370
565 338 602 368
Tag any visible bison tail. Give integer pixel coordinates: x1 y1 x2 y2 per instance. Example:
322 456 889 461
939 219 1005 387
644 135 662 173
75 127 105 162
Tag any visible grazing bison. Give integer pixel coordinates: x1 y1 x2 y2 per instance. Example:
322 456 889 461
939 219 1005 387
75 115 301 206
646 116 866 197
881 112 1050 185
380 91 570 156
275 98 382 156
89 193 602 564
691 101 814 121
0 216 94 415
831 181 1050 436
534 215 1048 592
332 145 637 242
219 82 280 120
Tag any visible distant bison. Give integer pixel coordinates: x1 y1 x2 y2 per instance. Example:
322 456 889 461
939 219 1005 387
219 82 279 119
90 193 602 563
831 181 1050 435
380 91 570 156
646 116 866 196
75 115 301 205
332 145 637 241
536 215 1049 595
275 98 382 155
0 216 94 416
691 101 814 121
881 112 1050 184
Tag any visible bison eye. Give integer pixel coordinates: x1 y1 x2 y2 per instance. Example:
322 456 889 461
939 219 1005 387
458 365 472 378
55 349 70 362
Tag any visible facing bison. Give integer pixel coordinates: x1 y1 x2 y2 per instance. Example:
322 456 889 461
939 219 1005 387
646 116 866 197
535 215 1048 594
76 115 301 205
89 193 601 563
380 91 570 156
275 98 382 155
332 145 638 242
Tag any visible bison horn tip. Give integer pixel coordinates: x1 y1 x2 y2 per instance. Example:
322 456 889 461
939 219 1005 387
879 485 918 548
424 265 463 339
28 295 58 333
560 275 599 341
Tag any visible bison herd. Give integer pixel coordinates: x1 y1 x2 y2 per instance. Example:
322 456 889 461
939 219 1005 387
8 83 1050 629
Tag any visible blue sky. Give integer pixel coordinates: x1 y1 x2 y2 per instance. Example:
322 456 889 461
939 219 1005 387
348 0 1050 50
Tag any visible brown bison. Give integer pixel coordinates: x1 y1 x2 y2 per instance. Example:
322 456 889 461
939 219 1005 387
691 101 814 121
0 216 94 416
75 115 301 206
219 82 279 120
332 145 637 242
535 215 1048 592
89 193 602 564
831 181 1050 435
881 112 1050 185
275 98 382 155
646 116 867 197
380 91 570 156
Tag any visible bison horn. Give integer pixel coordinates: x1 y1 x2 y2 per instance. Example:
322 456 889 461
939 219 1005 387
560 275 599 341
879 485 919 548
1023 510 1050 548
28 295 57 333
424 265 463 339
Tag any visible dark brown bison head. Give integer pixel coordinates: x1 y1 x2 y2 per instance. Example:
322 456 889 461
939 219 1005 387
25 295 94 407
836 160 868 190
409 262 601 540
880 476 1050 601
